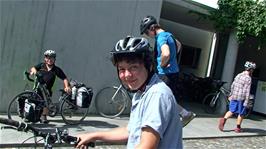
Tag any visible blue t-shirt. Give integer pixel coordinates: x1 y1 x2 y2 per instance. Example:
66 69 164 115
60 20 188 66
155 31 179 74
127 74 183 149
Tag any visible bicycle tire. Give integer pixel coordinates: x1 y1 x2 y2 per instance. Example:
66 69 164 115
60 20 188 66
7 91 43 121
202 93 218 114
60 94 89 125
95 86 128 118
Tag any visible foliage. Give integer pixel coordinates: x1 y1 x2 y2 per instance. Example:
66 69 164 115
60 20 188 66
195 0 266 45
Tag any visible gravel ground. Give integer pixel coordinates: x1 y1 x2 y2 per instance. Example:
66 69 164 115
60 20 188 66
183 136 266 149
92 136 266 149
2 136 265 149
68 136 266 149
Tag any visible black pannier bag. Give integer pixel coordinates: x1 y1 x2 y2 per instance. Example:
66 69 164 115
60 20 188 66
24 99 42 122
76 87 93 108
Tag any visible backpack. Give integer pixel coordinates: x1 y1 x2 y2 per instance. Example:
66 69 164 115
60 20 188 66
24 99 42 122
171 35 182 65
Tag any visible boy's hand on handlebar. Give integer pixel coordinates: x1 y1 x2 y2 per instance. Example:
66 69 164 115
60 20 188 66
75 133 95 149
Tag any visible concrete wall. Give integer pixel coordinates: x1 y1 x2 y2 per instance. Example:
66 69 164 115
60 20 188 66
0 0 162 113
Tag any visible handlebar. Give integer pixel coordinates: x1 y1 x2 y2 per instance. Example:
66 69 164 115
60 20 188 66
24 71 34 82
24 71 47 85
0 117 95 148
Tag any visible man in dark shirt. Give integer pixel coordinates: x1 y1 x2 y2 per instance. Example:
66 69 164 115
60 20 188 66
30 49 71 123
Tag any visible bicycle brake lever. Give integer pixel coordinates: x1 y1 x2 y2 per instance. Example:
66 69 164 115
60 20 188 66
54 128 62 143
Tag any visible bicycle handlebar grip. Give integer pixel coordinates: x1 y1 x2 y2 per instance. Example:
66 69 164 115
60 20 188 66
0 117 31 131
24 71 34 82
63 135 95 147
0 117 40 134
0 117 23 128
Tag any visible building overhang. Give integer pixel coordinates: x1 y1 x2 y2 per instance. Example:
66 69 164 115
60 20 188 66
161 0 218 32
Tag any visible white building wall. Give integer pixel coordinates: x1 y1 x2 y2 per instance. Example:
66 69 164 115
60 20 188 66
160 19 214 77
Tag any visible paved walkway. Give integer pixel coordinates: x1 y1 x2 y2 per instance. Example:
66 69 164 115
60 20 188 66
0 102 265 147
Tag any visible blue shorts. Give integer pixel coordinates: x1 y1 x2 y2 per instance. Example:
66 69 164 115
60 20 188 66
229 100 247 116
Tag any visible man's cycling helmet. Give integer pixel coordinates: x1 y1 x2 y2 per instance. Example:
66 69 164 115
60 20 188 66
140 15 157 35
111 36 153 71
244 61 256 70
44 50 56 58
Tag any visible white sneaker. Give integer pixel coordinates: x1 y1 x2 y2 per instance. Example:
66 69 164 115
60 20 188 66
181 112 196 127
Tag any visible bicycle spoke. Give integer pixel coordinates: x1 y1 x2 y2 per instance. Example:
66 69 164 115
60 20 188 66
60 96 88 125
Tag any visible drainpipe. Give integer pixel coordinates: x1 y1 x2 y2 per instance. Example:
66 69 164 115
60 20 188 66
218 31 239 114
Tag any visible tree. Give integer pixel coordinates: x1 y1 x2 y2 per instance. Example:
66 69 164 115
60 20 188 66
194 0 266 48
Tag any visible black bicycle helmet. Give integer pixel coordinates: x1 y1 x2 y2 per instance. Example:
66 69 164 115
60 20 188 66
140 15 157 35
110 36 153 69
111 36 154 68
44 49 56 58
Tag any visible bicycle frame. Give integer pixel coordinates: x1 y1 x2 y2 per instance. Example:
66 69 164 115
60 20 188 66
112 84 131 102
220 87 230 97
210 87 230 107
34 82 52 108
25 72 58 117
25 71 52 107
95 84 132 118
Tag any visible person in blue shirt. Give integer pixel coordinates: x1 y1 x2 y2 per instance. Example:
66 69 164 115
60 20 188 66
140 15 196 127
76 36 182 149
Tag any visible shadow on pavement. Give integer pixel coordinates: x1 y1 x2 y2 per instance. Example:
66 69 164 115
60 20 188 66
242 128 266 134
223 128 266 135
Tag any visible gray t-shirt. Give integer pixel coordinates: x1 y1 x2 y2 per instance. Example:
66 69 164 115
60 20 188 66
127 74 183 149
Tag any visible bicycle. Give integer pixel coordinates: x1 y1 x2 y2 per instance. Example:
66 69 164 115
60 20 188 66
0 117 95 148
7 71 92 125
95 84 131 118
202 80 254 117
202 80 230 114
176 72 214 103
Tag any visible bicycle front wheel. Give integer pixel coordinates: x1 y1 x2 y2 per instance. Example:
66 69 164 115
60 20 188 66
202 93 218 114
7 91 43 120
60 94 89 125
95 86 127 118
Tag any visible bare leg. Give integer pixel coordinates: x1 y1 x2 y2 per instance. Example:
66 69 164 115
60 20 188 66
234 115 244 132
177 103 196 127
42 107 49 115
177 104 186 115
236 115 244 126
219 111 234 131
40 107 49 123
224 111 234 119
